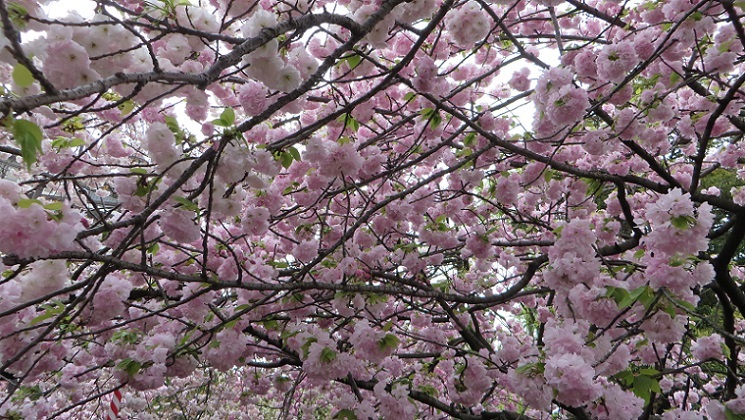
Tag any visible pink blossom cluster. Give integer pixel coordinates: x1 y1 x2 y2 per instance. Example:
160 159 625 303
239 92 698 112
348 320 399 363
596 41 640 84
0 181 83 259
146 122 182 172
303 136 365 181
533 67 589 137
642 189 715 299
691 333 724 362
545 219 600 293
445 1 491 49
42 39 99 89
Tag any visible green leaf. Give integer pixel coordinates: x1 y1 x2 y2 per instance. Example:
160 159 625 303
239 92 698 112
103 91 122 102
12 119 43 168
613 369 635 386
118 100 136 116
117 358 142 376
662 304 677 317
7 3 28 29
12 63 34 87
418 384 439 397
261 319 279 330
220 107 235 126
332 409 358 420
337 113 360 132
618 285 652 309
135 182 151 197
669 71 681 85
725 408 745 420
320 347 337 363
165 116 181 133
17 198 42 208
130 167 149 175
632 375 660 404
670 215 696 230
515 362 545 376
234 304 251 312
346 54 361 70
15 384 43 402
267 260 289 269
212 108 235 127
674 297 697 312
638 368 659 376
112 330 140 344
605 286 628 304
637 287 656 309
30 301 65 325
403 92 416 101
420 108 442 128
280 328 300 340
43 202 64 211
300 337 318 358
378 333 400 351
173 196 199 212
723 343 732 359
51 136 86 150
463 132 477 147
279 152 293 168
288 146 301 161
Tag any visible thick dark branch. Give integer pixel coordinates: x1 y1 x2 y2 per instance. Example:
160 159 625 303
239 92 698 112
712 214 745 318
720 0 745 53
0 10 378 115
40 249 547 306
418 90 672 194
0 0 57 95
565 0 634 30
77 148 216 239
338 376 535 420
690 71 745 193
0 71 205 115
200 12 366 87
711 284 738 399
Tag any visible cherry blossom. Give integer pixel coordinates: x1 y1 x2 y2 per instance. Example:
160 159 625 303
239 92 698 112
0 0 743 418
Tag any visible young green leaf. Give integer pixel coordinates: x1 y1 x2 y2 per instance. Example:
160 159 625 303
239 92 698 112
221 107 235 125
13 119 44 168
12 63 34 87
632 375 660 405
333 409 358 420
117 358 143 376
173 196 200 212
378 333 400 350
320 347 337 363
346 54 361 70
288 146 301 161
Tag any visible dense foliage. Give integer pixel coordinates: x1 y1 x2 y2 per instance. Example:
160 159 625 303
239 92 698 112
0 0 744 418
